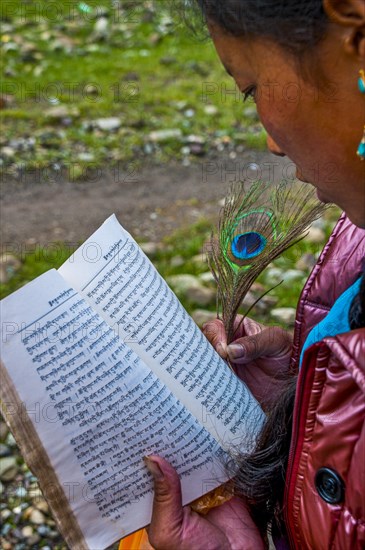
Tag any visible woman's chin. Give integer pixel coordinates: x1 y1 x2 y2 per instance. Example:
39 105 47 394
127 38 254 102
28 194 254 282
295 168 329 203
295 168 310 184
315 188 330 203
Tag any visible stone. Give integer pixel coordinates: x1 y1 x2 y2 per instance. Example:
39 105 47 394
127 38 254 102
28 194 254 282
305 226 325 243
0 456 18 481
250 282 266 293
1 509 11 520
159 56 177 65
204 105 218 115
94 117 122 131
27 535 41 545
1 146 15 158
93 16 109 39
37 525 50 536
140 242 159 257
282 269 305 284
2 524 12 537
295 253 316 271
284 269 303 282
241 290 278 313
185 285 215 307
167 274 214 305
311 217 326 229
243 105 259 121
185 134 205 145
34 498 49 513
264 267 284 285
0 421 9 440
184 109 195 118
271 307 296 326
29 508 45 525
189 143 205 156
0 94 15 109
15 487 27 498
12 505 22 514
260 295 279 308
170 255 185 268
83 83 100 95
167 274 201 294
191 309 217 326
9 137 35 152
45 105 80 119
21 526 33 538
77 152 95 162
191 253 206 265
148 129 182 142
121 72 140 81
6 432 16 447
198 272 216 285
0 443 10 457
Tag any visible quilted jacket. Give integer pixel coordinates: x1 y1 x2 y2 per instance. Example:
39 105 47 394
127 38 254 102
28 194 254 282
284 214 365 549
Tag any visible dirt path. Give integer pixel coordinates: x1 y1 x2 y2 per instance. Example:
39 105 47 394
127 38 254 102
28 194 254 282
1 152 289 246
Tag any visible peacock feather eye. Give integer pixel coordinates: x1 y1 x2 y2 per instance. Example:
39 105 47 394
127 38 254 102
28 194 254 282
231 231 267 259
224 209 276 269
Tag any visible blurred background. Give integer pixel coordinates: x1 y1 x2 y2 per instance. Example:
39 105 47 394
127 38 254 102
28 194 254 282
0 1 338 548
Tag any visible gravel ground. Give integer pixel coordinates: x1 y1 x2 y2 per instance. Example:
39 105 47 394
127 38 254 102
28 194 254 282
1 152 289 245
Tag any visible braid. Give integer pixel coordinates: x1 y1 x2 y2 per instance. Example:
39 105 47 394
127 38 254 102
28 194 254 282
349 265 365 329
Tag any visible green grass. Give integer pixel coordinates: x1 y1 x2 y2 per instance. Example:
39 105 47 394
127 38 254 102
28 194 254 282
1 0 262 175
0 245 76 299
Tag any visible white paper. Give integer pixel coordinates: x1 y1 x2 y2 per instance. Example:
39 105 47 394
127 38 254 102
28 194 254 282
1 271 229 548
59 214 264 450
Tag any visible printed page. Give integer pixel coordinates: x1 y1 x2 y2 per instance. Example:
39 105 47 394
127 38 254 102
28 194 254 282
59 215 265 452
0 270 230 549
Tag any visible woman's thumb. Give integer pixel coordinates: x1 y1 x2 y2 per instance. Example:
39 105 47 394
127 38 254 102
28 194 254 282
145 456 183 545
227 326 291 364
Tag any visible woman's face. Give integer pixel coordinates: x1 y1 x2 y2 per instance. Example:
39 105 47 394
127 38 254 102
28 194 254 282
208 22 365 227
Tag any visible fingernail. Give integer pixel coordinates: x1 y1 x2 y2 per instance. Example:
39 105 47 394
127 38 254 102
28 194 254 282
144 456 164 480
227 343 246 360
216 342 227 358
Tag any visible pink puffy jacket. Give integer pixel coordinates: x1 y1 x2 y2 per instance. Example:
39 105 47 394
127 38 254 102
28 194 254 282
284 214 365 549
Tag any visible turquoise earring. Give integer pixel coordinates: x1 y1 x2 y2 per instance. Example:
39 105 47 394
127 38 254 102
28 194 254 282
357 70 365 160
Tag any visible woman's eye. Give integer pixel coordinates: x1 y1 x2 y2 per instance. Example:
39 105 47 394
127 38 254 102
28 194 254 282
242 86 256 102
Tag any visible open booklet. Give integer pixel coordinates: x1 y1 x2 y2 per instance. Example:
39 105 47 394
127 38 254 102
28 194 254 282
0 214 264 550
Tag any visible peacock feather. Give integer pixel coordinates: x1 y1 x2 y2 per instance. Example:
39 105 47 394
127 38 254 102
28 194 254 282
207 180 328 346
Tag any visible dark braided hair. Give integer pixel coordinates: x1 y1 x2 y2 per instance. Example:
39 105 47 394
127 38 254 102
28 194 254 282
349 265 365 329
186 0 365 540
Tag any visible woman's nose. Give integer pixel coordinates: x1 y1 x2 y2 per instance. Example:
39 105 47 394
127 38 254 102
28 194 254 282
266 134 286 157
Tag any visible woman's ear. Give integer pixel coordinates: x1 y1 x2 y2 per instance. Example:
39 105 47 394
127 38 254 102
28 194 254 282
324 0 365 58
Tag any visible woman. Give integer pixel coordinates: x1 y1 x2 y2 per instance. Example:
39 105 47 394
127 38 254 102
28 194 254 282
139 1 365 548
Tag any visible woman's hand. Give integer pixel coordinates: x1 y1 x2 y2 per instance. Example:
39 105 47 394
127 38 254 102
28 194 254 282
145 455 265 550
202 317 293 410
